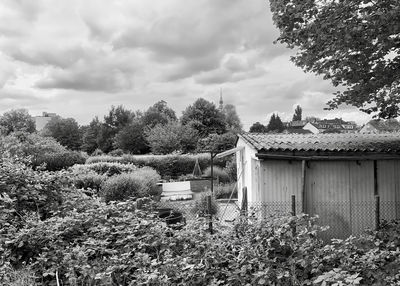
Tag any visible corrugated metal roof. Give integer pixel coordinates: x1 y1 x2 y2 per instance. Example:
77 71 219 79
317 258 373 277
239 133 400 153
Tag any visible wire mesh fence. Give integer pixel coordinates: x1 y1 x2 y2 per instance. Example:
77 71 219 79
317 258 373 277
157 195 400 239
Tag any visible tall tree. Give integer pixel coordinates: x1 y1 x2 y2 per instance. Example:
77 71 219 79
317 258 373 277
97 105 135 153
113 120 149 154
42 117 82 150
266 113 284 133
104 105 134 130
292 105 302 121
249 122 267 133
0 109 36 135
270 0 400 118
181 98 226 137
145 121 199 154
223 104 243 132
142 100 177 128
81 117 101 154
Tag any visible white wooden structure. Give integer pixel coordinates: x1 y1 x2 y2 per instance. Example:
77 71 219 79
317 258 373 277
236 133 400 238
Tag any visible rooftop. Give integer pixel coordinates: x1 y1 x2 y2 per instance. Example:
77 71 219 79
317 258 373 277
239 132 400 154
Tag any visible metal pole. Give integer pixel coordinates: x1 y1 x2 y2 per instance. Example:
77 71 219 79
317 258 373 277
291 195 296 236
210 152 214 194
207 195 213 234
375 195 380 231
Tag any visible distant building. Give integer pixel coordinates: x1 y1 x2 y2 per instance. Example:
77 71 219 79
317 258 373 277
34 112 57 131
359 119 400 133
288 118 358 134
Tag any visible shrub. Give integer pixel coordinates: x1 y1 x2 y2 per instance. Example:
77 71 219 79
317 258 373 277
191 193 219 216
100 173 143 202
100 167 161 202
223 155 237 181
203 166 231 183
214 183 237 199
33 151 87 171
91 148 104 156
108 148 124 156
0 158 67 227
75 162 137 176
72 171 107 192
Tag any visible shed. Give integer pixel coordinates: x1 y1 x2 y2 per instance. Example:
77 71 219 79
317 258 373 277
236 133 400 238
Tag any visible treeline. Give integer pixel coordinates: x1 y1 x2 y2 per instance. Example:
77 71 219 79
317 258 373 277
0 98 242 155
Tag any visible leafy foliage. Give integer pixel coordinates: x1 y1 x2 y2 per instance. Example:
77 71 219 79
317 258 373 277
113 120 149 154
145 121 199 154
41 117 82 150
86 153 230 179
196 132 237 153
223 104 242 132
292 105 302 121
266 113 284 133
142 100 177 128
249 121 267 133
181 98 226 136
203 166 231 183
0 109 36 135
100 167 160 202
270 0 400 118
71 162 138 176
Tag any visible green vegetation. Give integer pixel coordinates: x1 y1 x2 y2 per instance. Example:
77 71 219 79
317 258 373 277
86 153 230 179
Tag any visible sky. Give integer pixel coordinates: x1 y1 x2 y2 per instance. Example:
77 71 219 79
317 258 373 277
0 0 373 130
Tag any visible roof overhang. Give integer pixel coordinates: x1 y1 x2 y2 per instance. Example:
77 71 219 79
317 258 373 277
215 146 244 159
256 150 400 161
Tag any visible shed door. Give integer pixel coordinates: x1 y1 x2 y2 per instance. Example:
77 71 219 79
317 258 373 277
306 161 352 239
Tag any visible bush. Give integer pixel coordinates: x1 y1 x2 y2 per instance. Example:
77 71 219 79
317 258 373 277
191 193 219 216
223 155 237 181
33 151 87 171
108 148 124 156
72 171 107 192
86 153 230 179
100 167 161 202
203 166 231 183
74 162 137 176
100 173 144 202
0 157 67 227
214 183 237 199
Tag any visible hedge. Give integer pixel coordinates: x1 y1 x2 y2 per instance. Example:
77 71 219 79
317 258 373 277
33 151 87 171
86 153 231 179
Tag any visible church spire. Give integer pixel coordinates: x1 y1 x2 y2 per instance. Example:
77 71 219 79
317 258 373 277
219 88 223 111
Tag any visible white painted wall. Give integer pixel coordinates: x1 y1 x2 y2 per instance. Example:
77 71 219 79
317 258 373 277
236 137 259 204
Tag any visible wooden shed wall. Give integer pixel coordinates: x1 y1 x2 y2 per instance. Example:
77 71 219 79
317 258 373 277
260 159 400 239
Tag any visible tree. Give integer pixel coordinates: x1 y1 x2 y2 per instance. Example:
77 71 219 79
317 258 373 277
42 117 82 150
196 132 237 153
292 105 302 121
266 114 284 133
145 121 199 154
142 100 177 128
0 109 36 135
249 122 267 133
81 117 101 154
104 105 135 130
270 0 400 118
113 120 149 154
223 104 243 132
181 98 226 137
97 105 135 153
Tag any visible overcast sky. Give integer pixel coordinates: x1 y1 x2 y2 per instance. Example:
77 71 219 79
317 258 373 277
0 0 372 129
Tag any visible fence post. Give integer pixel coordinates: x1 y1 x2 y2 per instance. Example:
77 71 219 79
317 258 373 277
241 187 248 217
207 195 213 234
375 195 380 231
291 195 296 236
